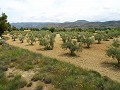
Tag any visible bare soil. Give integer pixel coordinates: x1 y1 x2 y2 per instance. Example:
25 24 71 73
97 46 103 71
6 34 120 83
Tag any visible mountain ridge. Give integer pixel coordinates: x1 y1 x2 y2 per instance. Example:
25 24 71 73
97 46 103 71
11 20 120 29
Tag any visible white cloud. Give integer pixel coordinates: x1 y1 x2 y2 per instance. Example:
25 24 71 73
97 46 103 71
0 0 120 22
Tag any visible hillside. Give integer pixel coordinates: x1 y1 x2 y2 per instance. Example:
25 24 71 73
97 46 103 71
11 20 120 29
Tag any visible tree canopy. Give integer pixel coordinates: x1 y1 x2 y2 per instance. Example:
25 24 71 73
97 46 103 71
0 13 10 36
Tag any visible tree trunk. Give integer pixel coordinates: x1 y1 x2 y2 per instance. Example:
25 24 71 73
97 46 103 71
87 43 90 48
70 50 75 56
98 40 101 44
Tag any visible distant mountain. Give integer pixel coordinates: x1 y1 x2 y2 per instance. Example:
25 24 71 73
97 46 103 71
11 22 59 28
11 20 120 29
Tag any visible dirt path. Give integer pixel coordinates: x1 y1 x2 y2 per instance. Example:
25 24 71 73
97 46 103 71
6 34 120 83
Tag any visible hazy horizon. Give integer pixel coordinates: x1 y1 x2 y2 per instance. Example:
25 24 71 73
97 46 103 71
0 0 120 23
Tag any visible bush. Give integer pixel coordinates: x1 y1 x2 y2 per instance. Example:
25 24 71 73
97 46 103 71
39 34 55 50
106 47 120 64
0 38 5 45
95 33 104 44
81 37 94 48
18 34 25 43
112 39 120 48
103 34 109 41
27 32 36 45
11 34 18 41
62 39 82 56
106 39 120 65
0 44 120 90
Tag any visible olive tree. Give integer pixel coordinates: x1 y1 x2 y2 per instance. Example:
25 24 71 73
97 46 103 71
62 39 82 56
95 33 104 44
39 34 55 50
112 39 120 48
11 34 18 41
18 34 26 43
27 33 36 45
106 39 120 64
81 37 94 48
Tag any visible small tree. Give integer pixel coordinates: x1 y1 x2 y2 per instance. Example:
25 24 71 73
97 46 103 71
76 35 83 42
106 39 120 65
106 47 120 64
95 33 103 44
11 34 18 41
81 37 94 48
18 34 25 43
39 34 55 50
103 34 109 41
49 27 55 33
62 39 82 56
27 33 36 45
112 39 120 48
0 13 9 36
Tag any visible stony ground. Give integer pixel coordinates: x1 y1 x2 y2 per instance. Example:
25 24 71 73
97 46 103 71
6 34 120 83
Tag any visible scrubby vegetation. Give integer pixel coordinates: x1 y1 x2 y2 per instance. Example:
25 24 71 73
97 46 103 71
0 44 120 90
106 39 120 65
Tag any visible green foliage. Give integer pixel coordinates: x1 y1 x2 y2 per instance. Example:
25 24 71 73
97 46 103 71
81 37 94 48
76 34 84 42
11 33 18 41
0 13 10 36
106 39 120 64
0 38 5 45
39 34 55 50
62 38 82 56
18 33 26 43
103 33 109 41
108 31 120 39
95 33 104 44
112 39 120 48
27 32 36 45
0 45 120 90
106 47 120 64
49 27 55 33
0 73 27 90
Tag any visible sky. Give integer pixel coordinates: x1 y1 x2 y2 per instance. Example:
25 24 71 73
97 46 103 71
0 0 120 22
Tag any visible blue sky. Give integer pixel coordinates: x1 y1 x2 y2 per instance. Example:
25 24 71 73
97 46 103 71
0 0 120 22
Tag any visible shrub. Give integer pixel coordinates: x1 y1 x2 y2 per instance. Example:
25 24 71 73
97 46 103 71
49 27 55 33
32 73 53 84
18 34 25 43
95 33 104 44
112 39 120 48
106 39 120 65
106 47 120 64
0 44 120 90
103 34 109 41
11 34 18 41
76 35 84 42
8 75 27 89
27 33 36 45
62 39 82 56
0 38 5 45
39 34 55 50
81 37 94 48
